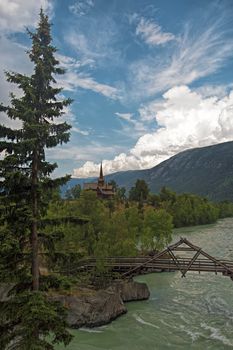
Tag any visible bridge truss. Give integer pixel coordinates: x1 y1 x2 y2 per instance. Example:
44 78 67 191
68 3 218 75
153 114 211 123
121 237 233 279
74 238 233 281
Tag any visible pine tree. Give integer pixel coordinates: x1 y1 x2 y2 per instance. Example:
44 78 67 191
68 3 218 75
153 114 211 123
0 9 73 349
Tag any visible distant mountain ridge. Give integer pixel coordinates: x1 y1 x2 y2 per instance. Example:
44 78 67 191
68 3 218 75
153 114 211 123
62 141 233 201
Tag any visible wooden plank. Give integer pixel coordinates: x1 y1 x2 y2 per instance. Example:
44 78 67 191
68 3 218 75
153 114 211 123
121 238 186 277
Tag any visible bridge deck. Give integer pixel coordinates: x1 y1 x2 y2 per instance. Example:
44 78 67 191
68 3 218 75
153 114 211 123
70 238 233 280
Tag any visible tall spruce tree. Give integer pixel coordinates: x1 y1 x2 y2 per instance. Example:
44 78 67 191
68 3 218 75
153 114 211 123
0 9 73 349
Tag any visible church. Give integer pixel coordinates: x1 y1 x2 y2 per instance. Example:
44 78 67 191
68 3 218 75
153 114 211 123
83 163 115 199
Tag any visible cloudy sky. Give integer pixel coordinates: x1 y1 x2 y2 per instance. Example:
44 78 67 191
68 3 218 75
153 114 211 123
0 0 233 178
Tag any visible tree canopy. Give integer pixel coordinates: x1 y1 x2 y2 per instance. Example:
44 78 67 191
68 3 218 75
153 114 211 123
129 179 149 202
0 9 72 349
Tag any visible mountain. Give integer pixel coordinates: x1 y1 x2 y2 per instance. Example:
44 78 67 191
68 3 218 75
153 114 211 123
63 141 233 201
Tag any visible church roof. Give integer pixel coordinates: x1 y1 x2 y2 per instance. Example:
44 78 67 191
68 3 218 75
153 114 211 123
102 184 114 190
83 183 98 190
99 188 115 195
83 182 114 190
83 163 115 197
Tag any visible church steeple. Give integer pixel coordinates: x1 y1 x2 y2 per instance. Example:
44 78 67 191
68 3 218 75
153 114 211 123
100 161 103 179
83 161 115 198
98 161 104 187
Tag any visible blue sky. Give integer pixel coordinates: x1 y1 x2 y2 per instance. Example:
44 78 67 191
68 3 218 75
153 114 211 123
0 0 233 177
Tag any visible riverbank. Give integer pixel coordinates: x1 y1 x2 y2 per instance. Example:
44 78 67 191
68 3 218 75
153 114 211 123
50 280 150 328
55 218 233 350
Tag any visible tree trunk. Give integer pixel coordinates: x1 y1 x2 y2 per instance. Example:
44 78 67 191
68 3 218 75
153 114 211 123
32 148 39 291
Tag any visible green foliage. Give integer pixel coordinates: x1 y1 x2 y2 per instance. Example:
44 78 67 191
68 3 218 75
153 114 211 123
0 9 73 349
106 180 126 203
116 186 126 202
65 184 81 200
48 193 174 266
129 179 149 202
159 187 176 203
0 291 72 350
217 201 233 218
106 207 140 256
156 187 220 227
141 208 173 251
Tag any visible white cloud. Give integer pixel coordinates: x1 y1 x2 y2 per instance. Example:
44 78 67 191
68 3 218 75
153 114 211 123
0 0 53 128
56 53 95 71
69 0 94 16
115 112 146 133
0 36 31 100
135 17 175 46
128 17 233 100
58 70 119 99
56 53 118 99
0 0 53 33
115 112 133 122
72 127 89 136
66 32 103 60
73 85 233 177
0 0 47 106
65 14 121 67
73 153 140 178
0 36 32 129
194 84 233 99
47 142 124 163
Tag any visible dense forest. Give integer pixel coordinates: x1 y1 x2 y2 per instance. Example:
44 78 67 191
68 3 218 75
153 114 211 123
55 180 233 271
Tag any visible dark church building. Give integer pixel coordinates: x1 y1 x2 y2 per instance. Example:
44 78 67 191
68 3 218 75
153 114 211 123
83 163 115 199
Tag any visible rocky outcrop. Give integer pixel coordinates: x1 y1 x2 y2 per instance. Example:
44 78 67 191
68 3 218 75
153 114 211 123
51 287 127 328
50 280 150 328
111 280 150 302
0 280 150 328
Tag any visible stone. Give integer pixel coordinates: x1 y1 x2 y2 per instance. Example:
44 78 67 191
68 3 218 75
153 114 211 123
110 280 150 302
0 280 150 329
50 287 127 328
50 280 150 328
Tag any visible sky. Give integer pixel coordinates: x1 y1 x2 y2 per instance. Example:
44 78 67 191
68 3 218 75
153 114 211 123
0 0 233 178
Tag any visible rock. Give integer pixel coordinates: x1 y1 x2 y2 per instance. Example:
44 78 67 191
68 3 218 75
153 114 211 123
111 280 150 302
50 280 150 328
50 287 127 328
1 280 150 329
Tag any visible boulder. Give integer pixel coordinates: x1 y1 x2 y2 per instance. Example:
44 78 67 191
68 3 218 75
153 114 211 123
0 280 150 329
51 287 127 328
111 280 150 302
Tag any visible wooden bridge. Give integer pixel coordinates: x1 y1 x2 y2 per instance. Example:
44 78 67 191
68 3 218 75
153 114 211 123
72 238 233 280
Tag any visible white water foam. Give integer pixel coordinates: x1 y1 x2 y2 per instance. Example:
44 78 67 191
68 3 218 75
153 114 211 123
201 322 233 346
79 327 103 333
205 294 233 320
133 314 160 329
179 325 201 342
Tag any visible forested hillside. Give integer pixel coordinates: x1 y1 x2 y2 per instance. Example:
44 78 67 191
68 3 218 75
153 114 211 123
67 142 233 201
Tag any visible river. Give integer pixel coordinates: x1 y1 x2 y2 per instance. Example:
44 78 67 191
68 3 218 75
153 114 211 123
56 218 233 350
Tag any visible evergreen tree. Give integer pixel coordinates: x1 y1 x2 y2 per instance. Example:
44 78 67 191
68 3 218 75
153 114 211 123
65 184 82 199
129 179 149 202
0 9 73 349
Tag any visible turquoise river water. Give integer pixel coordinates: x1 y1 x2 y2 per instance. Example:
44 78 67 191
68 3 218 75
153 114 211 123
56 218 233 350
